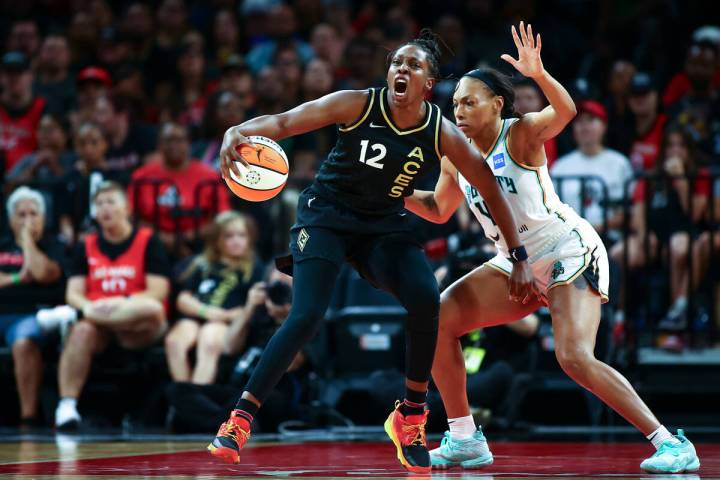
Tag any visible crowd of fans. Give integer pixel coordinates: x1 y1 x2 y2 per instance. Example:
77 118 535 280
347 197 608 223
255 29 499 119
0 0 719 430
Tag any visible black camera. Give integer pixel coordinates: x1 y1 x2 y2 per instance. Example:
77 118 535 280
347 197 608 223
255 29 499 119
267 280 292 306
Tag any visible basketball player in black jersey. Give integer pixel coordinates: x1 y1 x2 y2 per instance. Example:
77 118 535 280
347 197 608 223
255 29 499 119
208 30 536 473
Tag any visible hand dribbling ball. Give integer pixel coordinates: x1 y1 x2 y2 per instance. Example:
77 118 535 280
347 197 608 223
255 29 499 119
224 136 289 202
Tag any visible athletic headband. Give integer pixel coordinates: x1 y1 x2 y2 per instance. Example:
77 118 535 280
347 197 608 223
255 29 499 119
463 69 504 96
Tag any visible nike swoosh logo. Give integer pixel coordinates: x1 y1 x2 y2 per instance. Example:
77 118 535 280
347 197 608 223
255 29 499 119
369 122 386 128
490 233 500 242
308 197 316 207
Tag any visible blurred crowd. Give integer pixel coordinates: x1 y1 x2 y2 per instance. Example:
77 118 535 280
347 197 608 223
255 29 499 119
0 0 719 430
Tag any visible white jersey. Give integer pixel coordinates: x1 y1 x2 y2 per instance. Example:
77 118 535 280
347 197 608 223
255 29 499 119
457 118 581 259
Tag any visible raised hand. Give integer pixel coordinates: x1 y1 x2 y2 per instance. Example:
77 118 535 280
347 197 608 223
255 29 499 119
501 21 544 79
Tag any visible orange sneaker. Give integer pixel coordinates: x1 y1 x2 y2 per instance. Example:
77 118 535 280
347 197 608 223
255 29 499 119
384 401 431 474
207 410 251 464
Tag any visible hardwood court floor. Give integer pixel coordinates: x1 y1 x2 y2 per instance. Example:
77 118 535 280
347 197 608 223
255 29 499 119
0 437 718 479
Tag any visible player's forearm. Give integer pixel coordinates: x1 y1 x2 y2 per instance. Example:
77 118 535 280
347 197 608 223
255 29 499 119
485 189 524 248
534 70 577 121
405 191 444 223
232 115 287 140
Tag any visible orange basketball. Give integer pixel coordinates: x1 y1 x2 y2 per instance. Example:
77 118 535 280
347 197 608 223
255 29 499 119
224 136 289 202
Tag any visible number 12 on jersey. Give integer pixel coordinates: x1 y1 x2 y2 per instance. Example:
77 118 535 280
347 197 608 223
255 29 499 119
359 140 387 169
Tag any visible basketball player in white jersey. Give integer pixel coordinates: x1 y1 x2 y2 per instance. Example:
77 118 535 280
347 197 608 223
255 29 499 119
406 22 700 474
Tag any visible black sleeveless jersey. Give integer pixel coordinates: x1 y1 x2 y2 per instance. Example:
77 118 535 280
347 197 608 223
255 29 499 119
312 87 443 216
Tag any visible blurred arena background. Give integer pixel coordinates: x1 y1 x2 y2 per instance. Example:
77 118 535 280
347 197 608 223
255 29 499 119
0 0 719 441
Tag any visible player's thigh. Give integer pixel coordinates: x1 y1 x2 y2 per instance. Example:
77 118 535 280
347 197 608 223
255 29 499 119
441 265 542 337
547 276 602 356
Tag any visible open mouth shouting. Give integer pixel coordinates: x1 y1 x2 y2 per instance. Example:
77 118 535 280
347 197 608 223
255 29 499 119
393 76 409 99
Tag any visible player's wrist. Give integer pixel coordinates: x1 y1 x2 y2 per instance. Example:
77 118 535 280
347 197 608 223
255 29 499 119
508 245 529 263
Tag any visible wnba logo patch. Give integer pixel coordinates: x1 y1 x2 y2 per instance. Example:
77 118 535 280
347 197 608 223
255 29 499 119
297 228 310 252
493 153 506 169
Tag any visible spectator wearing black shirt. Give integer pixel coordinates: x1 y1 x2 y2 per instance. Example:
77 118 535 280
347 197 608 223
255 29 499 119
0 187 64 426
59 122 128 246
33 34 76 117
165 211 263 385
52 181 170 429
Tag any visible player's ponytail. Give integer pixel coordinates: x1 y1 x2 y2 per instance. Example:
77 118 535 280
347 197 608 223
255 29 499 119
463 68 520 119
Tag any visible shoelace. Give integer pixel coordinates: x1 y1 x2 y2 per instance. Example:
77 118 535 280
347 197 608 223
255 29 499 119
401 419 427 446
219 421 250 445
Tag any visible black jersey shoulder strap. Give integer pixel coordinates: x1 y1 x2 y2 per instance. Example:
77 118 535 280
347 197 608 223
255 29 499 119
338 88 377 133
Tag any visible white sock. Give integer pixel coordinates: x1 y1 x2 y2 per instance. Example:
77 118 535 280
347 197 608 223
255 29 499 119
671 297 688 315
59 397 77 410
647 425 680 449
448 415 476 440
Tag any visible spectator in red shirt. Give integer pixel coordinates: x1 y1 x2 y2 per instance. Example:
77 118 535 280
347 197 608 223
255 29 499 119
129 122 230 256
49 181 170 429
0 52 46 173
628 73 667 172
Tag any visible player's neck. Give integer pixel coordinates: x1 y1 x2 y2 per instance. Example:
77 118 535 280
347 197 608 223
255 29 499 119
387 97 427 129
473 117 503 156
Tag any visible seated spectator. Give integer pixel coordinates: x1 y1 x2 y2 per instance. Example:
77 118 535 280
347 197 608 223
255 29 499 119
193 91 246 170
610 128 710 329
666 41 720 161
6 113 74 187
217 56 255 113
165 266 315 433
627 73 667 172
513 77 557 167
59 122 129 246
92 94 157 172
51 181 170 429
603 59 636 154
68 67 112 132
129 122 230 257
551 100 634 240
165 211 263 384
0 52 46 174
0 187 64 426
33 34 76 116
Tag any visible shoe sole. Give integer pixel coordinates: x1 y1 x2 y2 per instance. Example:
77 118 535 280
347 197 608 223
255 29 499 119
383 413 431 474
207 443 240 464
641 456 700 474
431 455 494 470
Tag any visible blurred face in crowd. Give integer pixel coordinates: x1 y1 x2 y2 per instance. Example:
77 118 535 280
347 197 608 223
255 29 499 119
310 24 339 63
220 70 254 110
94 189 129 230
93 96 117 135
453 77 503 139
37 35 71 75
513 84 544 114
75 124 108 165
157 0 187 32
275 48 302 87
435 15 464 52
159 123 190 168
0 68 33 105
256 66 284 105
685 44 717 92
8 21 40 57
386 45 434 107
216 91 245 130
10 199 44 242
178 44 204 79
664 131 690 164
628 90 658 117
608 60 636 97
89 0 114 29
37 115 68 152
214 10 239 48
79 81 109 110
219 217 251 260
345 41 375 79
69 11 99 47
302 58 334 99
268 4 297 41
573 112 606 152
123 3 154 40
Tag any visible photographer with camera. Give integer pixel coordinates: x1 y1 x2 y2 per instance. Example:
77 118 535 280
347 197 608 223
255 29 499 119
166 266 317 433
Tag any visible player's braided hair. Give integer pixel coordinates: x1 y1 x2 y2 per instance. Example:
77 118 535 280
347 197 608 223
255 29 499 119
387 28 443 78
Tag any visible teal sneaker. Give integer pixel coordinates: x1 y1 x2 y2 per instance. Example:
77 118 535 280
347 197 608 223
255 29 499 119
640 429 700 474
430 429 494 469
